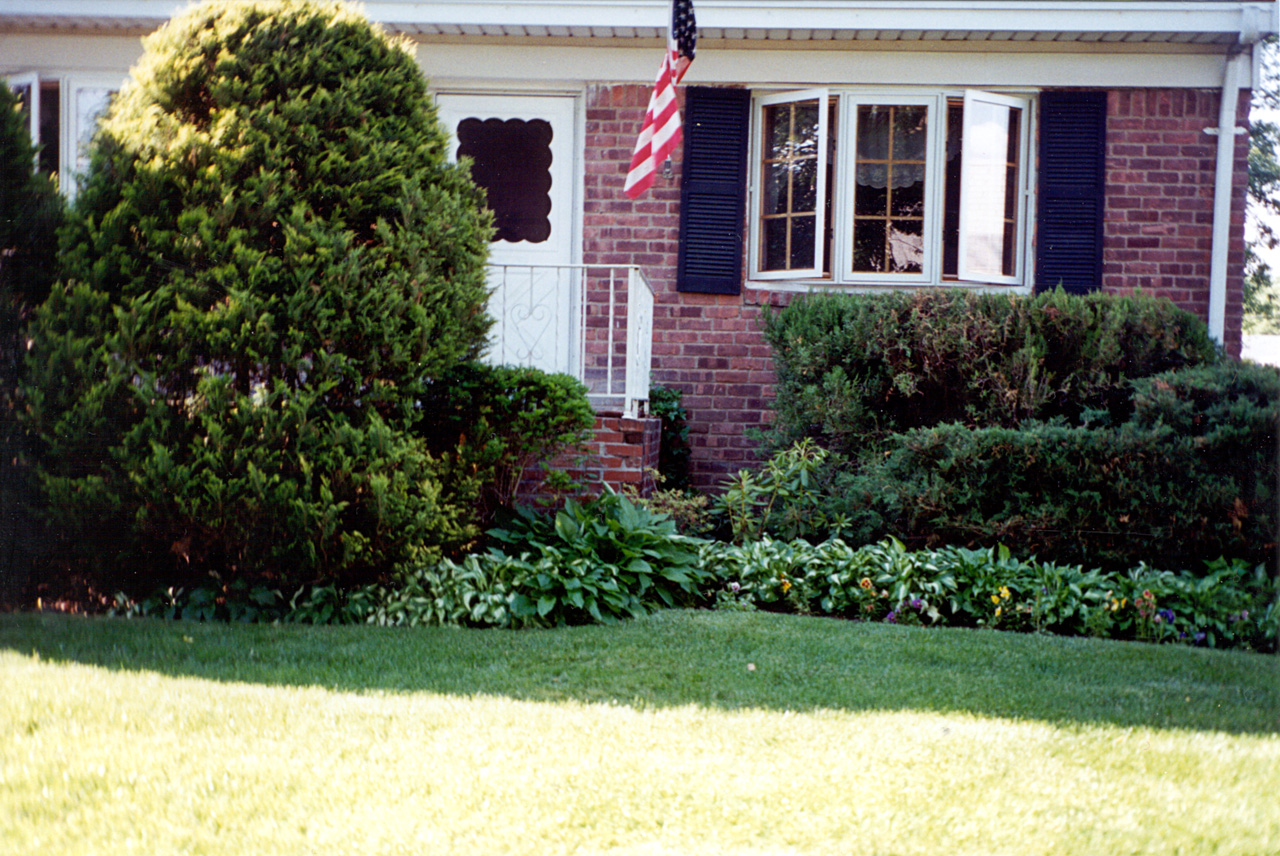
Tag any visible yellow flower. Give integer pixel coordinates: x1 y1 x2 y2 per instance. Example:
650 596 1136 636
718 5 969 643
859 577 873 590
781 579 792 594
999 586 1011 600
991 594 1001 605
995 606 1003 618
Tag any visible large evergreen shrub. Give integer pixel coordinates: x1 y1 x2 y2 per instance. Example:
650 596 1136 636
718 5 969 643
24 0 493 591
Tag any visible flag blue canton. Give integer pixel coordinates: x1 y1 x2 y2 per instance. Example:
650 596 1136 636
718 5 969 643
672 0 696 63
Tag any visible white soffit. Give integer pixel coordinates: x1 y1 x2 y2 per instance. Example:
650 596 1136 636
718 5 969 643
0 1 1275 44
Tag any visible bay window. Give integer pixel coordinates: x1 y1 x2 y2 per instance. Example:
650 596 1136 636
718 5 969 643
749 88 1031 288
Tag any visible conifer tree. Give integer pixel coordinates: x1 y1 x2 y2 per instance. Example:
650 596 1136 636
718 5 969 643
24 0 493 589
0 81 62 598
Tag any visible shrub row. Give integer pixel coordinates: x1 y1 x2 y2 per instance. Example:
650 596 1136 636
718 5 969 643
820 360 1280 570
762 288 1216 453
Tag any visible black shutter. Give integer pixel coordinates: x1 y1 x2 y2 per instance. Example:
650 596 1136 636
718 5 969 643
1036 91 1107 294
677 87 750 294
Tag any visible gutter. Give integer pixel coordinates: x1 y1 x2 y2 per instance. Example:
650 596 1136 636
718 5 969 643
1207 5 1268 347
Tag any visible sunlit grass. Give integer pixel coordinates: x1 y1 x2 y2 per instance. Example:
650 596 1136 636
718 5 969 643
2 611 1277 855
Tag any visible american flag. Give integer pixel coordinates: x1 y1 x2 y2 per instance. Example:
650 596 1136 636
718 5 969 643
623 0 696 199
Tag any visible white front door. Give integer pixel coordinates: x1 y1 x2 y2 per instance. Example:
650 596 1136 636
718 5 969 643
435 93 578 375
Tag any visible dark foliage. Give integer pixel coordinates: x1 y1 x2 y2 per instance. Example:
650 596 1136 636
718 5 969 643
0 81 63 603
416 361 595 521
648 384 692 490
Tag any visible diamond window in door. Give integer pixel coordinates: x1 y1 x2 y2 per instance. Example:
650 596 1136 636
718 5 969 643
456 117 554 244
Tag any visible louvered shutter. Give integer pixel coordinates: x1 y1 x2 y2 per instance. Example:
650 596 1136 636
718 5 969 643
1036 91 1107 294
677 87 750 294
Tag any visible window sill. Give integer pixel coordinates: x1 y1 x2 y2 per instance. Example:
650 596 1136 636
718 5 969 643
744 279 1033 295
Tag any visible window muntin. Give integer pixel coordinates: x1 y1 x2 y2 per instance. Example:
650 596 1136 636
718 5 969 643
753 89 828 280
750 89 1031 288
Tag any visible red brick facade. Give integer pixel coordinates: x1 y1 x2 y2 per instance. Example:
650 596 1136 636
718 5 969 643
1103 89 1250 356
583 84 1253 492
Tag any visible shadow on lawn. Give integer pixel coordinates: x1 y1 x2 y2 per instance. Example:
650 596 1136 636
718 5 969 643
3 609 1278 736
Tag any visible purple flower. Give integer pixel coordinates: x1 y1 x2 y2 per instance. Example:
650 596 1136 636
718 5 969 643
909 598 924 610
728 582 740 593
1194 632 1206 645
885 611 897 624
1158 609 1175 623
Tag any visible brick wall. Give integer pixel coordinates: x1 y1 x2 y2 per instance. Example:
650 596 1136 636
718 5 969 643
1103 88 1250 357
585 84 1252 492
526 411 661 502
584 84 775 491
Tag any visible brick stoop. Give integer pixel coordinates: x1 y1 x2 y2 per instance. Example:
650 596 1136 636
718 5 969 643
517 412 661 504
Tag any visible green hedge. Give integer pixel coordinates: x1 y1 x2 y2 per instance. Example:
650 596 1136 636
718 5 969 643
834 420 1270 571
806 360 1279 571
762 289 1216 454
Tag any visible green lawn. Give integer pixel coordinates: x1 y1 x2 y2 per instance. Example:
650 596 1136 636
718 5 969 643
2 610 1277 855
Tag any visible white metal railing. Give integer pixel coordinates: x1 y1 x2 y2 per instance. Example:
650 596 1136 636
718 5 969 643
484 263 654 417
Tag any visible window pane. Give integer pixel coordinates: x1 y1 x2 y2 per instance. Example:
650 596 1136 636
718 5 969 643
886 220 924 273
890 164 925 217
958 97 1021 280
75 87 114 176
854 164 888 215
793 102 820 157
457 117 555 243
763 217 790 270
856 106 891 159
792 158 818 212
942 102 963 278
790 215 816 270
764 163 789 215
853 104 928 275
39 80 60 177
853 221 886 272
892 107 928 160
765 104 791 159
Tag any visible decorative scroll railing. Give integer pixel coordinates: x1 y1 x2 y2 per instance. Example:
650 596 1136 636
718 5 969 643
483 264 654 418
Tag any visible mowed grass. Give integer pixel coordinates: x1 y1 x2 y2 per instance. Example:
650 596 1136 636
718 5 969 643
2 611 1277 855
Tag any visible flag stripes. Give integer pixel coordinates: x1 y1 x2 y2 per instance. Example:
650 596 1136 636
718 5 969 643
624 0 696 199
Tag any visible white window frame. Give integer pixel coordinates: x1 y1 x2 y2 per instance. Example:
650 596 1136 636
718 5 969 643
749 88 829 281
837 93 940 286
747 87 1035 292
957 90 1032 287
63 75 123 199
5 73 40 155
